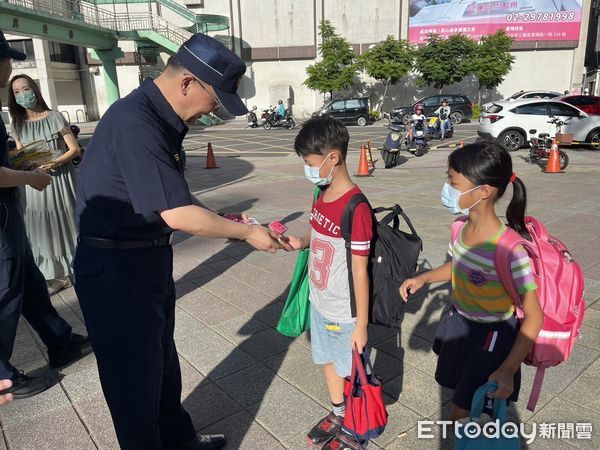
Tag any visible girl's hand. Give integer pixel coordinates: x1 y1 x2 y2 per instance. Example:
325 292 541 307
350 325 368 353
488 367 514 399
400 277 425 301
39 161 57 172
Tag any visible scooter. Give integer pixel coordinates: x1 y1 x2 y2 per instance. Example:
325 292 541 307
408 118 428 157
380 123 406 168
247 106 259 128
427 114 453 140
263 109 296 130
528 118 570 170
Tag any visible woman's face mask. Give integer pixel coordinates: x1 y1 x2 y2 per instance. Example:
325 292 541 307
440 182 482 215
304 153 335 186
15 91 37 109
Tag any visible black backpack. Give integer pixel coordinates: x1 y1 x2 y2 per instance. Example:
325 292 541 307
341 194 422 327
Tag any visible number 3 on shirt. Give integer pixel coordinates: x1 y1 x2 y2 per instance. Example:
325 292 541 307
310 239 334 290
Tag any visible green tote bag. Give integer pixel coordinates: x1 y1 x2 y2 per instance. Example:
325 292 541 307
276 188 321 337
276 247 311 337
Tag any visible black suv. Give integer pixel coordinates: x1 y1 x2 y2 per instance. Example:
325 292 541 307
314 97 370 126
391 95 472 125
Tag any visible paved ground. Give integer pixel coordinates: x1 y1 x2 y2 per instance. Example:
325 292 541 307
1 122 599 449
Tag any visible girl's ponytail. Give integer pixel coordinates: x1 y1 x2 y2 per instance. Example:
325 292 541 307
506 175 531 240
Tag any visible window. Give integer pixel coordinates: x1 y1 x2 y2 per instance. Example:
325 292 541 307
549 102 580 117
421 96 439 106
513 103 548 115
49 42 77 64
452 96 466 103
8 40 35 67
487 104 503 113
345 99 360 108
330 101 344 111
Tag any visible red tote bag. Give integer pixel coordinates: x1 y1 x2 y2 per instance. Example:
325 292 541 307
342 346 388 442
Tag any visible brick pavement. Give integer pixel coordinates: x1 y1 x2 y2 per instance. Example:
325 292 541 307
1 141 599 449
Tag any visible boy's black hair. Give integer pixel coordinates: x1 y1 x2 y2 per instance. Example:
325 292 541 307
294 115 350 160
448 141 530 239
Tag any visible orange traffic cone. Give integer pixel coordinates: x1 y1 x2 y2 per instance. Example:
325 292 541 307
356 145 371 177
205 142 219 169
544 140 562 173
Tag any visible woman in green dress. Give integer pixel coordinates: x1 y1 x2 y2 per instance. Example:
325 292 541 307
8 74 80 294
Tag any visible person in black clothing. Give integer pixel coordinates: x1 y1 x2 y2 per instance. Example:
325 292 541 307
74 33 279 450
0 30 92 400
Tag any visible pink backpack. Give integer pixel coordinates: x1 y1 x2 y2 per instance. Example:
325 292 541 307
451 216 585 411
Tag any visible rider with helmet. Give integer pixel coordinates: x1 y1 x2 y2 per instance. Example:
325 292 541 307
275 99 286 121
434 98 452 140
408 103 427 144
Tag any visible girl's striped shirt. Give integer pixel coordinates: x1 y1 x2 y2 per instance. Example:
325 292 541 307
449 224 537 322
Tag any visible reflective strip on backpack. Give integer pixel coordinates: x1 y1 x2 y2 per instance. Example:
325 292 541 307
538 329 571 339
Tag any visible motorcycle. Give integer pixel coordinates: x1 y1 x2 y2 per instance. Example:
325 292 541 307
408 118 428 157
427 113 453 140
263 108 296 130
380 123 407 168
528 117 570 170
247 106 259 128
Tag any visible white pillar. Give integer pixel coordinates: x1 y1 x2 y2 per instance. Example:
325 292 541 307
32 39 58 109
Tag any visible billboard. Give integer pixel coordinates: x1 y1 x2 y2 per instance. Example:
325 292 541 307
408 0 583 44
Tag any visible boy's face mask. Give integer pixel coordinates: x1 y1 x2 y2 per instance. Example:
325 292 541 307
15 91 37 109
304 153 335 186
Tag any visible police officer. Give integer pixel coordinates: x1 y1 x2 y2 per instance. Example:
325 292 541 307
74 33 279 450
0 30 92 400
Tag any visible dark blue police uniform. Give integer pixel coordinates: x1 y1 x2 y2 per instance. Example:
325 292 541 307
73 78 195 450
0 110 73 380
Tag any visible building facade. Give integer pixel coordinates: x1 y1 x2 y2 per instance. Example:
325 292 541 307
2 0 594 124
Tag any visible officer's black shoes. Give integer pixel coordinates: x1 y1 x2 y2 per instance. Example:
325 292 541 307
0 371 50 399
48 333 94 369
176 434 226 450
307 412 343 446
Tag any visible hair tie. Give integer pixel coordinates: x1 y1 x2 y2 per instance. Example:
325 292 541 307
509 173 517 183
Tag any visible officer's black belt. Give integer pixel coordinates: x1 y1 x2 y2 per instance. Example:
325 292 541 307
77 235 172 249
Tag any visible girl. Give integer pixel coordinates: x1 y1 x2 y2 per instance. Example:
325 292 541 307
400 141 543 421
8 74 80 294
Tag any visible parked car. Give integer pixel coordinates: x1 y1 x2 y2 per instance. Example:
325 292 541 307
314 97 370 126
390 95 472 125
482 90 561 112
478 98 600 151
559 95 600 115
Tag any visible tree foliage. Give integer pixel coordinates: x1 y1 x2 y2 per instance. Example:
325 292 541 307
415 33 476 92
304 20 357 96
359 36 414 110
470 30 515 104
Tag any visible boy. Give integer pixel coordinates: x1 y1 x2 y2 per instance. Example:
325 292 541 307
283 116 373 449
433 98 452 140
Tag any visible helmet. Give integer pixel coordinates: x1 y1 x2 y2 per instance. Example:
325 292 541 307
414 103 424 112
278 99 283 104
442 98 448 104
252 105 257 111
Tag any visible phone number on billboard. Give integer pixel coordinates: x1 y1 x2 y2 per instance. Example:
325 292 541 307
506 12 576 22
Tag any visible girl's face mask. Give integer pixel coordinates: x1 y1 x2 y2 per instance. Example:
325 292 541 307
440 183 482 215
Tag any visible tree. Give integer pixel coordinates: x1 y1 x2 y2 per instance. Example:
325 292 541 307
470 30 515 105
359 36 415 111
415 33 476 93
304 20 357 99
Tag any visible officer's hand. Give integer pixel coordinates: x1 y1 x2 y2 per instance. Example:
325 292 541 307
244 225 279 253
27 168 52 191
0 379 13 406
